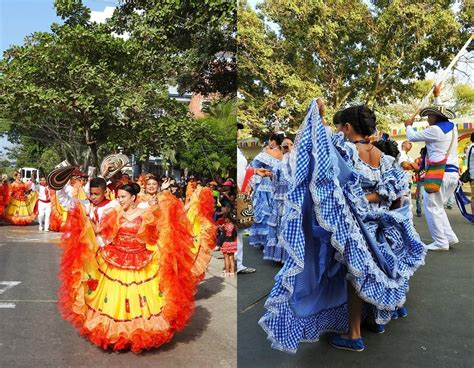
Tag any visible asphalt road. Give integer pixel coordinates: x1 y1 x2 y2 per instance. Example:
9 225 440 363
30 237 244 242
0 223 236 368
237 208 474 368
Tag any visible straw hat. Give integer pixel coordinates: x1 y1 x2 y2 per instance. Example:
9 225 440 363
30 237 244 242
100 154 129 180
419 105 455 121
47 166 77 190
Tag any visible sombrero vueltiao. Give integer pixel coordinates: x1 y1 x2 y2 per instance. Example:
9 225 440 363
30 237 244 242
47 166 77 191
100 154 129 180
419 105 455 121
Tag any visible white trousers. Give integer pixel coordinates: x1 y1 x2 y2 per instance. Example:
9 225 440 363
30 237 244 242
423 172 458 247
237 229 245 272
38 202 51 230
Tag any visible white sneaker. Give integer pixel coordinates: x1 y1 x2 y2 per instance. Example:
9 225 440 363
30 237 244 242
448 237 459 246
38 226 43 231
425 242 449 251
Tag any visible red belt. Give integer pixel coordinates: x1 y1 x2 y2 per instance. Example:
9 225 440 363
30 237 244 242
39 199 51 203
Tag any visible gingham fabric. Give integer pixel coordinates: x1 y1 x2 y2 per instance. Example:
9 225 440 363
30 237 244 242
249 152 281 247
264 157 290 262
258 99 426 353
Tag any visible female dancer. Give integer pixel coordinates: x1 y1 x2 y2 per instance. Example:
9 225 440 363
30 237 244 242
0 174 9 217
248 133 284 248
264 137 294 262
56 176 197 352
137 175 160 206
3 171 38 225
259 100 426 353
185 184 217 281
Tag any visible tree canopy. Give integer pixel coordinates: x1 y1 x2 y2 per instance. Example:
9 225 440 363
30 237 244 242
238 0 470 137
0 0 237 175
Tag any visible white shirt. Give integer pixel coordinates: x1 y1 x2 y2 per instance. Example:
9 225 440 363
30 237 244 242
35 185 51 202
237 148 248 191
57 187 120 246
406 124 458 167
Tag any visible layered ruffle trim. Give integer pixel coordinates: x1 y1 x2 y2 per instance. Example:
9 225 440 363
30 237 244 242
189 187 217 282
58 193 197 353
259 99 426 353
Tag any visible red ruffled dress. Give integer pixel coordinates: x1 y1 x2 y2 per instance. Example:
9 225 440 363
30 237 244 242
0 181 9 217
58 192 197 352
220 223 237 254
3 180 38 225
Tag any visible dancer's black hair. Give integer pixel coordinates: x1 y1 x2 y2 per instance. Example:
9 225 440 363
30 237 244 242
337 105 377 137
90 177 107 191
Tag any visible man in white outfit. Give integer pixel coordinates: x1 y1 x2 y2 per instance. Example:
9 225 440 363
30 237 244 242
405 86 459 251
35 177 52 231
237 122 256 274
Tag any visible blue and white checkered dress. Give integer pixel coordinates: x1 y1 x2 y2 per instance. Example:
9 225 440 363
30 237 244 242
248 151 281 247
258 99 426 353
264 155 291 262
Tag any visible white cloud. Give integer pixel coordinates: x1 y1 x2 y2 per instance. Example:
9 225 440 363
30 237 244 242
90 6 115 24
90 6 129 40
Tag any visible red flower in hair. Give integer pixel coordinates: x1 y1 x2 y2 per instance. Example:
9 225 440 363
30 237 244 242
87 279 99 292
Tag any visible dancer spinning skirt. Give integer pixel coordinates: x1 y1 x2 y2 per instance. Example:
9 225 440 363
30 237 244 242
0 176 9 217
249 150 281 247
186 186 217 281
4 172 38 225
57 180 197 352
264 156 291 263
49 190 68 232
259 100 426 353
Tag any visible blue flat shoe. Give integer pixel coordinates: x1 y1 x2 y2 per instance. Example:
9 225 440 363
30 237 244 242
328 334 365 352
398 306 408 318
391 310 399 319
365 321 385 334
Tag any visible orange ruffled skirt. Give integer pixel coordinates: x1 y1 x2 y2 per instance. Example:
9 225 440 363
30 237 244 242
49 190 68 232
4 191 38 225
186 186 217 282
58 193 197 352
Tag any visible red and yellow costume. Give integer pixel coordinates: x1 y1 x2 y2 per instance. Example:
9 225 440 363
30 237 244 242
185 180 197 204
58 192 197 352
0 181 10 217
49 190 68 232
3 180 38 225
186 186 217 281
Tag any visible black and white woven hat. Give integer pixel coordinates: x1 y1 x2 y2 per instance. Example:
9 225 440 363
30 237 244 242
47 166 77 191
100 154 129 180
419 105 455 120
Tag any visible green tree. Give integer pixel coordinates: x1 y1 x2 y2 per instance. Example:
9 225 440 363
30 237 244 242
238 0 466 136
111 0 237 97
454 84 474 115
179 99 237 178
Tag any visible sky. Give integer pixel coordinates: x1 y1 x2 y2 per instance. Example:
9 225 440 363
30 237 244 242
0 0 118 157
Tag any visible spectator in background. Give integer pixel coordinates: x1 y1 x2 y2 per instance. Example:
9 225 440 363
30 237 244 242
413 147 426 217
467 132 474 214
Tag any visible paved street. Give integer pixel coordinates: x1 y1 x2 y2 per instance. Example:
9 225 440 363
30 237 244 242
238 208 474 368
0 223 236 368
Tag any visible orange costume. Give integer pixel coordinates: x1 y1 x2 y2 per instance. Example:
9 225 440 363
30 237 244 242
3 180 38 225
0 180 9 217
58 192 197 352
49 190 68 232
185 186 217 281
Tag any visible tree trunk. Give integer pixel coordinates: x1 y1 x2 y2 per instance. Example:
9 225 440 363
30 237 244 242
85 126 99 168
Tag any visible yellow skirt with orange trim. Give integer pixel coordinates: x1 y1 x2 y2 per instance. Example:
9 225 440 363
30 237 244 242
186 186 217 281
4 192 38 225
58 198 196 353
